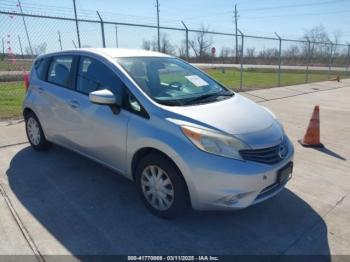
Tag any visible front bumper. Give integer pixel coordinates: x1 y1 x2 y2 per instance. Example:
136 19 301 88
172 137 294 210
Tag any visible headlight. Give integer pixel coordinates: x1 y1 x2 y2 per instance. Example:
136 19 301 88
181 126 250 160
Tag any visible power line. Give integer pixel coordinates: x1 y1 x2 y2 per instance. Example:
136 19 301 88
242 9 350 20
179 0 347 21
240 0 347 12
0 0 183 26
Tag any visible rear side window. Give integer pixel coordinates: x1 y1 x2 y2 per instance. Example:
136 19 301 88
76 56 124 95
34 58 48 81
47 56 74 88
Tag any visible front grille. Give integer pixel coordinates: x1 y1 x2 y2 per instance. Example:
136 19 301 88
239 141 287 164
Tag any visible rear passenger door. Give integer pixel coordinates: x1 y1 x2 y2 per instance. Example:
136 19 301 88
34 55 80 148
65 55 130 173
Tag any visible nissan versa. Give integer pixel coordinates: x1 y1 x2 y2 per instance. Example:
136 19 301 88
23 48 294 218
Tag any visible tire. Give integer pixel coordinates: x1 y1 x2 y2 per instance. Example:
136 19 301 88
25 111 51 151
135 153 190 219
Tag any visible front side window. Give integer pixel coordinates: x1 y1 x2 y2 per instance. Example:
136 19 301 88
76 56 124 96
117 57 233 106
47 56 73 88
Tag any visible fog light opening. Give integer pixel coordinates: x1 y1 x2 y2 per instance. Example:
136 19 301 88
222 192 252 205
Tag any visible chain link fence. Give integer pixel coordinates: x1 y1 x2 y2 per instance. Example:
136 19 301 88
1 10 350 120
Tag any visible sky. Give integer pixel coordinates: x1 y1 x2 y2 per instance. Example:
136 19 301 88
1 0 350 54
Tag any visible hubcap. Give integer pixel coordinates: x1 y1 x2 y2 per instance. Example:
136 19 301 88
27 117 41 146
141 165 174 211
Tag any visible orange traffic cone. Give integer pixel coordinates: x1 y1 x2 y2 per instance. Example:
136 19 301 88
298 105 324 148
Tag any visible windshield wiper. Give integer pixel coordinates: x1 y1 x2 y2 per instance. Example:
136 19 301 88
183 91 234 105
154 99 184 106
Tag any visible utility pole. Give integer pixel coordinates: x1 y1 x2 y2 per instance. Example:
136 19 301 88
234 4 239 64
17 35 24 58
156 0 160 52
72 0 81 48
58 31 62 50
17 0 33 56
115 25 119 48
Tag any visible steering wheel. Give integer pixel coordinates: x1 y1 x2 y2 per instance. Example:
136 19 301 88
168 81 183 90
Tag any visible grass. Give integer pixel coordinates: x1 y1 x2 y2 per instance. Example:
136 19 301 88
0 81 25 119
0 59 32 71
0 68 348 119
205 68 348 91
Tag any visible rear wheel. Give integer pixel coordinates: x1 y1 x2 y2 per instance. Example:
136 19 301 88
135 153 189 219
25 111 51 151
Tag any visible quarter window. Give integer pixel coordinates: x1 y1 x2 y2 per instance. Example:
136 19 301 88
76 56 124 95
47 56 73 88
34 58 48 81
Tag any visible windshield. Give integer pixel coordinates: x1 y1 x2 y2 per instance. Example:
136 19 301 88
116 57 233 106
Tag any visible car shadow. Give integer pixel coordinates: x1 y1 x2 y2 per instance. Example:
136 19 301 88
6 145 330 258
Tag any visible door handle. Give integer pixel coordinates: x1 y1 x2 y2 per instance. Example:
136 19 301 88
68 100 80 108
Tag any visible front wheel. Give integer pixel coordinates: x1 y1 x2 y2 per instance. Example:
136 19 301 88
135 153 190 219
25 111 51 151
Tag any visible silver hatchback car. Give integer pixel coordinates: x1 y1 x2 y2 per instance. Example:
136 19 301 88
23 48 294 218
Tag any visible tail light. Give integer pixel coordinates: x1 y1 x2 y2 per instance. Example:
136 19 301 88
23 71 29 92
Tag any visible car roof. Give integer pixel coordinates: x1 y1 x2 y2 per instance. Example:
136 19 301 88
86 48 171 58
40 48 172 59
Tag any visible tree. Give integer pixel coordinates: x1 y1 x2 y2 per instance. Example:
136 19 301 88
302 25 330 43
282 45 301 65
158 33 175 55
301 25 330 57
177 40 187 58
142 40 151 50
331 30 342 56
219 47 231 63
189 25 213 59
283 45 300 58
258 48 279 58
257 48 279 64
141 34 175 55
246 48 256 58
25 42 47 56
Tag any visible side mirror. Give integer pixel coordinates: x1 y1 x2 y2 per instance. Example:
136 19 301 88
89 89 122 106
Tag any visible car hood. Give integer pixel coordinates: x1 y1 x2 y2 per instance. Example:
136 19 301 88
161 93 284 149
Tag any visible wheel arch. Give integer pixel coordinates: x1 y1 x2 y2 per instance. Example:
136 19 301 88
23 107 35 119
131 147 191 204
23 107 50 141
